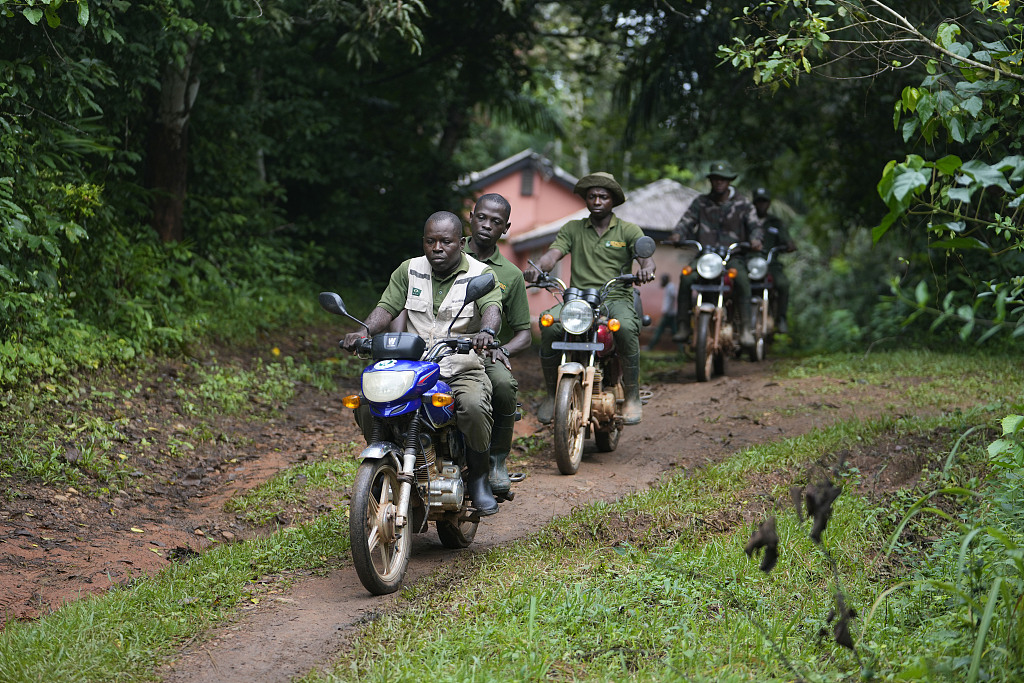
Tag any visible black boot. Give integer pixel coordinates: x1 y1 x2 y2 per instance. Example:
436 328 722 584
488 420 515 500
537 351 559 424
621 352 643 425
466 447 498 516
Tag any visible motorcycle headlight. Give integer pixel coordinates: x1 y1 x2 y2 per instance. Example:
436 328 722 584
747 255 768 280
695 253 724 279
362 369 416 403
560 299 595 335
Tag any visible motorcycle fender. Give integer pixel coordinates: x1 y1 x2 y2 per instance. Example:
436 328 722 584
698 302 717 314
358 441 403 470
557 361 586 381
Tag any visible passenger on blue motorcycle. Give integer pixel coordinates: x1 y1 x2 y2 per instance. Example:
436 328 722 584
342 211 505 515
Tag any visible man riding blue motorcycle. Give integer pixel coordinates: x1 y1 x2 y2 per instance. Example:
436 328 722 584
342 211 504 515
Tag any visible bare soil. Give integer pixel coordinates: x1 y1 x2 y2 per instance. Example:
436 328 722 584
0 331 950 682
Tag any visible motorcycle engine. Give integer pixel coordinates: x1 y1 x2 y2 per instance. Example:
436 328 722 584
591 391 617 421
427 462 465 511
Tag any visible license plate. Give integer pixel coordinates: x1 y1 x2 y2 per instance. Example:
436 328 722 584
552 341 604 352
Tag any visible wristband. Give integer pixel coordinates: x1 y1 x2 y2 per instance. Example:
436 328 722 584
479 327 497 337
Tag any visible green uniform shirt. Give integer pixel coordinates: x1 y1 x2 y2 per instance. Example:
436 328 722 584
550 214 644 300
377 253 502 320
466 244 531 346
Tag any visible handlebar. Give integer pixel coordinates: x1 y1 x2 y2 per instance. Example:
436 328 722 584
342 334 499 360
424 337 499 361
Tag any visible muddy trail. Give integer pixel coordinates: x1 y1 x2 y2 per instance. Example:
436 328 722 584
1 330 924 682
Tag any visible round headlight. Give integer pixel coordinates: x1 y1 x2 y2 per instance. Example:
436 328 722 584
695 253 724 279
747 255 768 280
560 299 595 335
362 369 416 403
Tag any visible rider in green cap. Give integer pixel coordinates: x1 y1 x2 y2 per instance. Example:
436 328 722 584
525 172 656 425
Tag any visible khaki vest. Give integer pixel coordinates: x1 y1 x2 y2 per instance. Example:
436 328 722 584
404 255 487 377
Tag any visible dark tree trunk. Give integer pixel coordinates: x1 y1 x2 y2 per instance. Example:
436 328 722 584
149 36 200 243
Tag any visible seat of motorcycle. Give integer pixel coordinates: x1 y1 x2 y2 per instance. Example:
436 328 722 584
371 332 427 360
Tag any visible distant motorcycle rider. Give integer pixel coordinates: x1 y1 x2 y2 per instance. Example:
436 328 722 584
669 161 763 347
465 193 532 500
524 172 656 426
752 187 796 335
342 211 504 515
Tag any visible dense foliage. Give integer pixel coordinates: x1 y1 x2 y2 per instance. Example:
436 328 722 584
2 0 1021 388
723 0 1024 344
0 0 561 386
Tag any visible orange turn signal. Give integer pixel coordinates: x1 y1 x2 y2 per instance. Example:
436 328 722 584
540 313 554 327
681 266 693 276
727 267 738 279
431 393 454 408
342 395 361 410
608 318 621 332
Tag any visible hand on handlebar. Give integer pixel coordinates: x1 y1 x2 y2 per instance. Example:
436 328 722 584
635 265 656 284
524 268 548 284
342 332 369 353
471 329 496 355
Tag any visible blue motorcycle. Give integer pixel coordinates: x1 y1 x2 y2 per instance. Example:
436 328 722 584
318 274 496 595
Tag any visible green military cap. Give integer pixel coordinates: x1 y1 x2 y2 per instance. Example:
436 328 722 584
753 187 771 201
706 161 738 180
574 171 626 206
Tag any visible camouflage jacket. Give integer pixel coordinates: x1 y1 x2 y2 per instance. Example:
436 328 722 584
672 188 763 247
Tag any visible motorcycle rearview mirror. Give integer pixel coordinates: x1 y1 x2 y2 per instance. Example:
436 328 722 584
464 272 495 303
318 292 370 335
446 273 496 336
633 235 656 260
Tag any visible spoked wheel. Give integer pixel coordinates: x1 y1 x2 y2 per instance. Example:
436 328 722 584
553 376 585 474
436 510 479 549
695 311 714 382
750 299 767 362
349 458 411 595
595 384 623 452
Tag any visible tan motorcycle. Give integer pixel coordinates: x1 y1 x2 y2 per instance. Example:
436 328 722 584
528 236 655 474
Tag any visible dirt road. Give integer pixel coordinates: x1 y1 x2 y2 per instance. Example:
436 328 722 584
154 350 892 682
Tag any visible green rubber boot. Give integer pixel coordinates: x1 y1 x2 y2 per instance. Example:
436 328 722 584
537 351 559 425
488 417 515 498
621 352 643 425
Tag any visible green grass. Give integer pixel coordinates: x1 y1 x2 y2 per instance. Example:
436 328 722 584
225 441 362 525
0 509 351 682
309 409 1016 682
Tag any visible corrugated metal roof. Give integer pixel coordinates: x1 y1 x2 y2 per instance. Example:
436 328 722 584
509 178 700 251
457 148 578 192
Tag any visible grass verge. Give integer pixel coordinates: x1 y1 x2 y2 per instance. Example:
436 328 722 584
311 408 1019 682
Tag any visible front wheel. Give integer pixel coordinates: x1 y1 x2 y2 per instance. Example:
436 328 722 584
749 298 767 362
695 311 714 382
349 458 411 595
553 375 585 475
